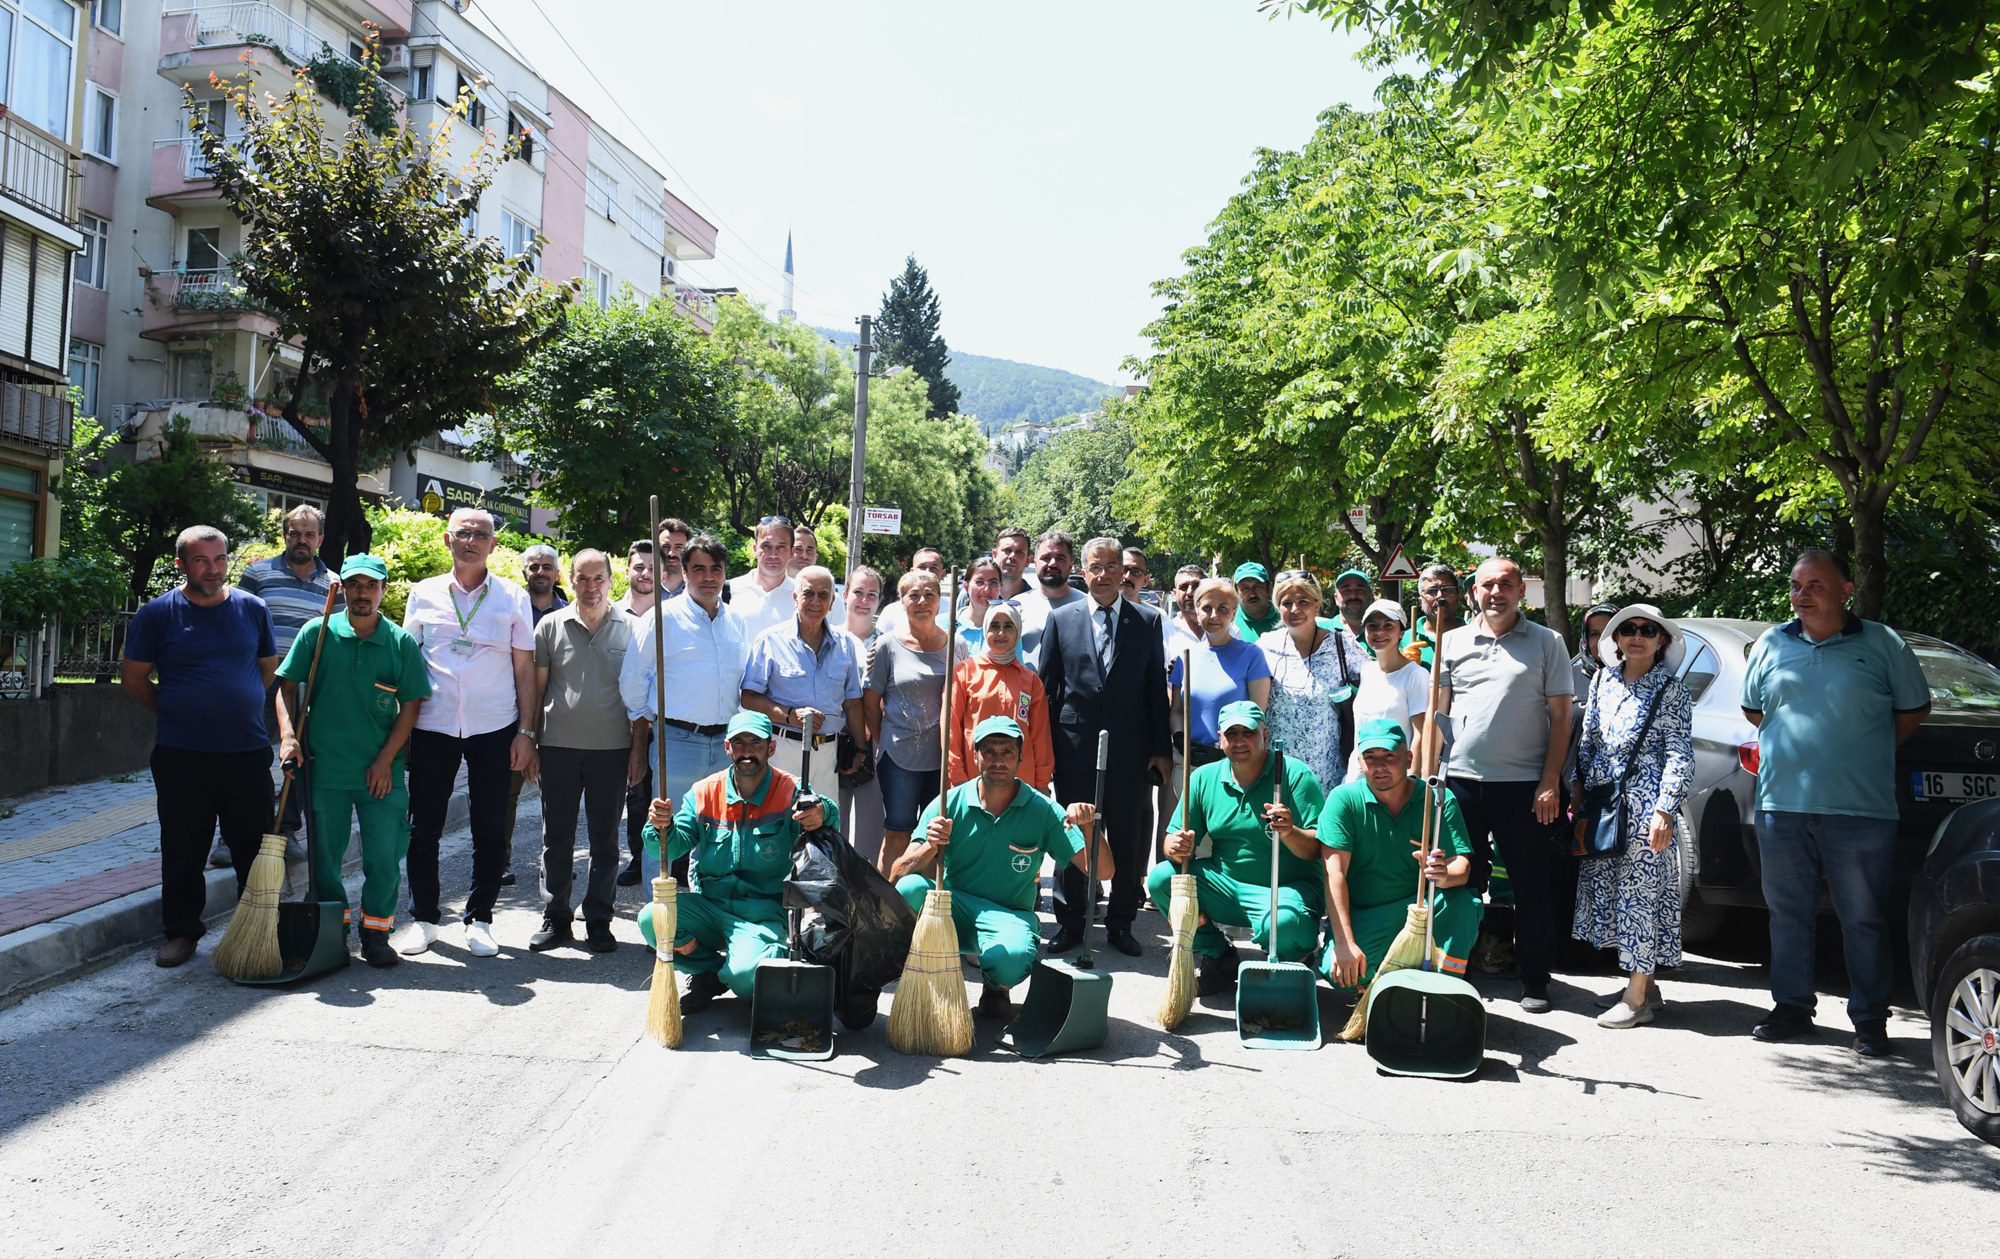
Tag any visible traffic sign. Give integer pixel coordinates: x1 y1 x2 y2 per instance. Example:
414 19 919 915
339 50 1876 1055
1380 543 1420 580
862 506 903 536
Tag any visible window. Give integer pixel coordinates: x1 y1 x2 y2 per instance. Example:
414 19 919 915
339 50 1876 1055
75 211 105 287
583 261 611 309
84 81 114 159
348 39 365 65
6 0 78 138
507 112 534 163
67 338 99 415
1677 634 1719 703
172 349 211 398
184 226 221 272
412 63 430 103
629 198 665 252
456 72 484 128
585 164 618 220
93 0 117 36
500 211 535 267
462 205 478 238
0 461 40 572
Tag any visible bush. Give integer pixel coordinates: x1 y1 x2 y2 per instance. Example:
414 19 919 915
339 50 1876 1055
0 555 128 635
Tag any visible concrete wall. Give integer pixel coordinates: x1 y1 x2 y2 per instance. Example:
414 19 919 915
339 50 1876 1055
0 701 50 797
0 685 159 798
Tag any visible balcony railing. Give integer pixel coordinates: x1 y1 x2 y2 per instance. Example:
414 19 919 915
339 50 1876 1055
173 267 265 313
0 379 73 450
0 109 80 224
250 415 327 459
166 3 405 104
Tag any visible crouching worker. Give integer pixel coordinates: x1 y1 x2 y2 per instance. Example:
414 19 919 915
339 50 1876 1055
1319 719 1482 991
1147 701 1325 996
891 716 1106 1021
639 710 837 1014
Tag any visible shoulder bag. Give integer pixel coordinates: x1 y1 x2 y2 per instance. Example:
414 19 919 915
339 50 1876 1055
1571 671 1668 861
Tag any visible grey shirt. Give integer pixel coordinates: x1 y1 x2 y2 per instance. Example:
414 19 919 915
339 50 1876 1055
865 633 948 772
1438 613 1573 781
533 604 635 751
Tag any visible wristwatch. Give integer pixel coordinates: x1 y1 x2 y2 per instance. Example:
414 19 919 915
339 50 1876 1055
518 727 538 741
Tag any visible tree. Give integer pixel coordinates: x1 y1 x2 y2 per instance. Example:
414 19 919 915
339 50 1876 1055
876 255 961 419
191 33 570 563
484 289 731 551
709 298 853 531
63 416 265 597
1011 409 1138 541
855 370 1004 569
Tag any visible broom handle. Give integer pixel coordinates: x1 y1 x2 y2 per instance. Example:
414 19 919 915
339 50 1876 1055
1178 647 1192 873
1083 726 1108 968
650 496 668 797
1419 605 1448 965
273 576 341 830
1268 741 1285 960
934 570 958 881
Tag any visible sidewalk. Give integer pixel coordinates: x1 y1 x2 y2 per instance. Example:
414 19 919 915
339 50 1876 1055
0 764 513 1006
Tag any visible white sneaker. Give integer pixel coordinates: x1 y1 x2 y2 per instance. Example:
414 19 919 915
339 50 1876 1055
396 921 440 956
465 921 499 957
1597 1000 1655 1029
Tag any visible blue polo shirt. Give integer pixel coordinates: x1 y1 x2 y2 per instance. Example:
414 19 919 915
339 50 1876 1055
742 617 865 735
125 587 278 753
1741 613 1931 819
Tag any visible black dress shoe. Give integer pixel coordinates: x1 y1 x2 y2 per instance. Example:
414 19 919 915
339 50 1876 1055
1048 925 1084 954
1197 949 1239 996
1752 1003 1815 1042
499 869 517 887
1852 1019 1892 1058
1520 981 1552 1014
584 922 617 954
616 861 643 887
528 917 574 952
1106 928 1142 957
680 970 726 1015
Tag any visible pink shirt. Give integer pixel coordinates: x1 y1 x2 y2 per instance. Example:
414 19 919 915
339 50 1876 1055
403 570 534 738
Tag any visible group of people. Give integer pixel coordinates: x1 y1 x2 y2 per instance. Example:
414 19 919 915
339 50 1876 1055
125 509 1930 1058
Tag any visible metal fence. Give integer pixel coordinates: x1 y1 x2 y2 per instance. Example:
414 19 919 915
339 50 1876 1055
1 603 140 701
0 109 80 223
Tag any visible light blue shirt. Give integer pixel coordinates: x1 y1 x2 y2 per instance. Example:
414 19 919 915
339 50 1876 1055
1742 613 1931 820
619 591 749 726
742 618 865 735
1170 637 1274 746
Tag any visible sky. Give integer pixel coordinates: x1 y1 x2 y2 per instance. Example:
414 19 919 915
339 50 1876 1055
468 0 1384 384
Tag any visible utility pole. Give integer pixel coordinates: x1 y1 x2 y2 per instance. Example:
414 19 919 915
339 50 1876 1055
844 314 873 581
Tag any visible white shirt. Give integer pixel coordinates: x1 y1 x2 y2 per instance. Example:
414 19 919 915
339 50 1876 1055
1015 585 1086 670
619 591 749 726
727 571 796 644
1346 658 1432 781
403 570 534 738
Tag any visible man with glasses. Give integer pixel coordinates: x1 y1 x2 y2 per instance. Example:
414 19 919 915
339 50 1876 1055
728 516 797 643
656 518 692 600
397 508 538 959
1401 564 1467 667
1120 547 1152 605
1232 562 1280 640
237 504 342 869
522 544 568 626
740 565 866 789
1571 602 1619 700
994 526 1034 599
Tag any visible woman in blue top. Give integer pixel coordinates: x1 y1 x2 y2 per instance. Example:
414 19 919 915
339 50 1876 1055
1169 576 1272 768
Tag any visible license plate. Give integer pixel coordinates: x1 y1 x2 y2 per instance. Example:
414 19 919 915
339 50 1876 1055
1911 770 2000 802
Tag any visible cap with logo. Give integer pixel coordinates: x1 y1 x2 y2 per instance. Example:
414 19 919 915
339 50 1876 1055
725 710 775 741
1217 701 1266 734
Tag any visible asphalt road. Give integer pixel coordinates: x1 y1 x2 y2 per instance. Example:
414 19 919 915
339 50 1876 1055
1 794 1994 1258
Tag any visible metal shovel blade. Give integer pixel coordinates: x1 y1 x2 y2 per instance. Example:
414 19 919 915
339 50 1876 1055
233 900 351 987
1000 959 1112 1058
748 958 836 1060
1235 958 1321 1049
1363 967 1485 1079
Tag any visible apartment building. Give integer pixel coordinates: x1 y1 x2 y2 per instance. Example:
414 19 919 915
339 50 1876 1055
72 0 718 538
0 0 90 572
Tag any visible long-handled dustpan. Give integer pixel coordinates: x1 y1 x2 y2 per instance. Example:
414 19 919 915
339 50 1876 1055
235 757 351 986
1237 741 1319 1049
750 712 836 1059
1003 728 1113 1058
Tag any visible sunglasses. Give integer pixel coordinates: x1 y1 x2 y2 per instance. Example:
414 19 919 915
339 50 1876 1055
1273 569 1312 583
1615 622 1664 639
758 515 793 528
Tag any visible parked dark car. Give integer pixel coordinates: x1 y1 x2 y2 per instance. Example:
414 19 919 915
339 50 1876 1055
1906 798 2000 1147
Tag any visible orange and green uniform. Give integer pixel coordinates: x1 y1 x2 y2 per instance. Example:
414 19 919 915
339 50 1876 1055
1316 776 1483 987
638 765 840 997
945 656 1055 791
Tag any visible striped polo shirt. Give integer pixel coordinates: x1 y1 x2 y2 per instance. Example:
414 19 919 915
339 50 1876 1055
236 555 342 654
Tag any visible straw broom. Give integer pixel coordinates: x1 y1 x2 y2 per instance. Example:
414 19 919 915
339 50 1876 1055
214 578 340 980
888 570 973 1056
641 495 684 1048
1157 647 1199 1030
1336 606 1447 1042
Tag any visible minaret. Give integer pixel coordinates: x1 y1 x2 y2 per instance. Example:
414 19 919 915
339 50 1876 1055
780 229 795 321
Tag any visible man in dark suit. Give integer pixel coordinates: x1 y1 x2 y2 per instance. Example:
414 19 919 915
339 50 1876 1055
1039 536 1173 955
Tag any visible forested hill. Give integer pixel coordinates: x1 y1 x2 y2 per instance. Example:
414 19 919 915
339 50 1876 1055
814 327 1119 434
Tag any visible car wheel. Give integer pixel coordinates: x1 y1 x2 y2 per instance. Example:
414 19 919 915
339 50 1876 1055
1931 933 2000 1147
1676 812 1727 946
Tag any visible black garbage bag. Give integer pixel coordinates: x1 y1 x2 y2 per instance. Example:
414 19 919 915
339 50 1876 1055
786 825 916 1017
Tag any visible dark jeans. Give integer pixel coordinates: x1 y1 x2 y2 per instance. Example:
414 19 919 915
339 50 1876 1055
539 745 629 924
1756 810 1898 1023
152 744 273 940
1447 776 1575 987
1054 771 1150 933
406 723 514 925
626 761 652 867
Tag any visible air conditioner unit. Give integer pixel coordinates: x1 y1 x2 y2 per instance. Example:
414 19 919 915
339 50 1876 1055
380 43 411 73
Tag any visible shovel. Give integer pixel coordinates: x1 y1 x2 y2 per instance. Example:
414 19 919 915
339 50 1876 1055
1235 741 1320 1050
749 713 836 1060
234 756 352 987
1002 728 1113 1058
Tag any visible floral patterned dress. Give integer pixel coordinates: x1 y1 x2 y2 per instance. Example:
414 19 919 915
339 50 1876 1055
1258 627 1358 792
1571 662 1695 974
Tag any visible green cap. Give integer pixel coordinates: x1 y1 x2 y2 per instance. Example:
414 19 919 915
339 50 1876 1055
339 554 388 581
1232 561 1270 585
1354 718 1408 753
1334 567 1372 588
725 710 774 741
1216 700 1265 733
971 714 1024 746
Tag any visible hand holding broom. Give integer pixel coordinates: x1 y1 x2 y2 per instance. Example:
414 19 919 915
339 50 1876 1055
1157 647 1199 1029
643 494 683 1049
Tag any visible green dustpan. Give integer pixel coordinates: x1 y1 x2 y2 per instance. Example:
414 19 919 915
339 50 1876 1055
749 910 835 1061
1363 966 1485 1078
1002 959 1111 1057
1235 743 1321 1050
235 760 348 987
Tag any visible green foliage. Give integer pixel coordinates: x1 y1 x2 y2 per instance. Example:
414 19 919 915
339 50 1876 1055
62 415 264 597
305 43 397 137
710 298 853 533
360 507 605 625
875 255 961 419
1011 407 1138 542
0 554 127 634
487 289 732 551
855 371 1004 569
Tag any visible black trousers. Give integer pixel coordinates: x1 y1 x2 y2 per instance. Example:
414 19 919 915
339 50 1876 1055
538 745 628 924
152 744 273 940
407 723 514 925
625 762 651 866
1054 770 1150 932
1446 776 1575 987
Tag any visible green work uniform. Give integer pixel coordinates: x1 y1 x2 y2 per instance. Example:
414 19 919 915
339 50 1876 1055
276 612 430 934
895 777 1085 989
1234 605 1281 641
1316 776 1482 987
1146 752 1326 962
640 765 841 998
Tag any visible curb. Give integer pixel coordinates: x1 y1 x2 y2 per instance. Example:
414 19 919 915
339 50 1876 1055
0 783 534 1009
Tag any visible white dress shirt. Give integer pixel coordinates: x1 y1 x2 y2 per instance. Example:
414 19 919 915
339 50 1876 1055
619 591 750 725
726 571 796 645
403 570 534 738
